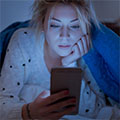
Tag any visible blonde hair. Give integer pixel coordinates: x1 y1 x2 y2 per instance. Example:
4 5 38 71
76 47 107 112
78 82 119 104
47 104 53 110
30 0 100 43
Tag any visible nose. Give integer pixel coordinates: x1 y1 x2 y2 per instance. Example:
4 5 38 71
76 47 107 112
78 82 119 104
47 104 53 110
60 26 70 38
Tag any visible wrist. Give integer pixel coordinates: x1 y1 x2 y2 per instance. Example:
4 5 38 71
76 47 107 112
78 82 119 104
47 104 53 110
22 103 33 120
22 104 29 120
26 103 33 119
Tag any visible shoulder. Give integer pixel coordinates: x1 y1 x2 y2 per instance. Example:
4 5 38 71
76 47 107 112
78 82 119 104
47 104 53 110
11 27 35 43
10 27 36 50
8 27 37 61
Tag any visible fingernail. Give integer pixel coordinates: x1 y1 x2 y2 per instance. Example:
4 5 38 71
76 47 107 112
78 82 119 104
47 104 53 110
71 99 76 102
71 51 74 54
64 90 69 95
72 106 76 111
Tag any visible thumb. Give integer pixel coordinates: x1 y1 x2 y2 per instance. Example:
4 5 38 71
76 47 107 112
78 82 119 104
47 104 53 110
62 45 77 66
38 90 50 99
33 90 50 107
62 53 73 66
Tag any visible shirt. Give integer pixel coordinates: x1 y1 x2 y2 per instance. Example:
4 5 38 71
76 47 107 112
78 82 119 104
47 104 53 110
0 27 119 120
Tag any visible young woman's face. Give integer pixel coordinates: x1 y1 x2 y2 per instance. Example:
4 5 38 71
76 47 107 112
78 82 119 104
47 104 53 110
44 4 83 57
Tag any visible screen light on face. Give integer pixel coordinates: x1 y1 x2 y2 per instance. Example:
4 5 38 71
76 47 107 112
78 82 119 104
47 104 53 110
44 4 84 57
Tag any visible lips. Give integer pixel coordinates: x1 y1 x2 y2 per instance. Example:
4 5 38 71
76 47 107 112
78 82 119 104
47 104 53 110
58 45 71 48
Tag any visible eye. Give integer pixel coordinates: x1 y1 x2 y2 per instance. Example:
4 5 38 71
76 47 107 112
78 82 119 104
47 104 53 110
50 24 60 28
71 25 80 29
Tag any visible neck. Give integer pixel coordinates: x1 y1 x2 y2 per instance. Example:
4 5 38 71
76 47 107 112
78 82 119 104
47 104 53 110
44 41 62 72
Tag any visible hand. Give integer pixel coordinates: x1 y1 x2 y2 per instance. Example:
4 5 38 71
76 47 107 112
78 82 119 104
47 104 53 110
62 34 90 66
25 90 76 120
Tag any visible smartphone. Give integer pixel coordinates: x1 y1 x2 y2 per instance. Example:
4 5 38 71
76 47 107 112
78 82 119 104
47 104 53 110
50 67 83 115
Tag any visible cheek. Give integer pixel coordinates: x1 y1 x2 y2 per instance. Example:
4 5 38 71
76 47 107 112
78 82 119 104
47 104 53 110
47 30 58 39
71 33 82 43
45 32 57 47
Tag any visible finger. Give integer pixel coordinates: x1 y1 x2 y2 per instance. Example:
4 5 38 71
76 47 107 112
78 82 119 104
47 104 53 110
77 40 84 57
41 90 69 106
86 34 89 50
61 44 80 66
71 43 81 59
36 90 49 100
46 98 76 113
81 35 87 53
40 90 50 98
86 34 90 50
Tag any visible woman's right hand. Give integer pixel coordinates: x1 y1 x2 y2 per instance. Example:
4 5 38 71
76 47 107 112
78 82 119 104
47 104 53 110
22 90 76 120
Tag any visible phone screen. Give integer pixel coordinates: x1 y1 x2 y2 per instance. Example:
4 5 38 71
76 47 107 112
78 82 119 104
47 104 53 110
50 67 83 115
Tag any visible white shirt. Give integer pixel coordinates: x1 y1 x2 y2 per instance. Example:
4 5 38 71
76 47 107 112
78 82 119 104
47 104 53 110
0 28 119 120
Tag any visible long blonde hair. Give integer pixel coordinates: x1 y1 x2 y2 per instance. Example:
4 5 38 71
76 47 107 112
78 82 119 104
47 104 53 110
30 0 100 44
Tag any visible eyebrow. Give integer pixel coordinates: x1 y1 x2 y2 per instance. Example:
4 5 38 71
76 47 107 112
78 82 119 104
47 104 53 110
51 17 79 23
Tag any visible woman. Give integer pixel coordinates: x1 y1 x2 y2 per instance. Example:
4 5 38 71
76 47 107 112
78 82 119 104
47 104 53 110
0 0 119 120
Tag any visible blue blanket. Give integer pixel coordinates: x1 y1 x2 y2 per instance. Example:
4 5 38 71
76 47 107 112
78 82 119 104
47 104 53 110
83 23 120 103
0 20 120 103
0 20 30 67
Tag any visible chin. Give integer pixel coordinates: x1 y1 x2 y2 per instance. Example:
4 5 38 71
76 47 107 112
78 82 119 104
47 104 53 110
57 51 71 57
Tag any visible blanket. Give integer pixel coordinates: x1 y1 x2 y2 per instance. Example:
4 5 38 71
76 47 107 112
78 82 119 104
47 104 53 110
0 20 119 103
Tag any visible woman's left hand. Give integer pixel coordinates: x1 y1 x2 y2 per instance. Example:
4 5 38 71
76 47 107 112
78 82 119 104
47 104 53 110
62 34 90 66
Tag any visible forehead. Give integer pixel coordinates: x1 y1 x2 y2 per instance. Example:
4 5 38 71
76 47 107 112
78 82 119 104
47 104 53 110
47 3 78 21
